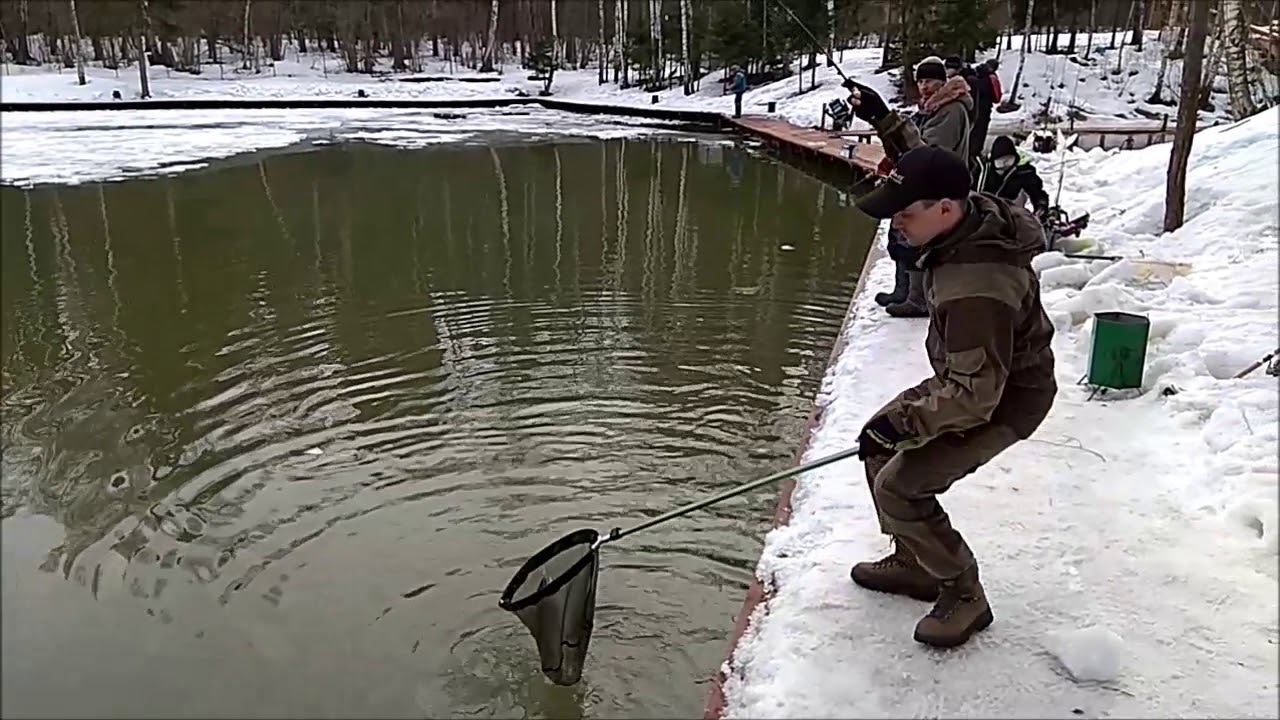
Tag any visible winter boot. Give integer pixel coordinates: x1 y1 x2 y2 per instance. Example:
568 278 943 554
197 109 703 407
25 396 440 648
913 565 993 648
875 258 910 307
850 541 940 602
886 270 928 318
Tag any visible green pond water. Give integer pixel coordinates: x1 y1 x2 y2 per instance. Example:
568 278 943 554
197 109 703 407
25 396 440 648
0 137 876 718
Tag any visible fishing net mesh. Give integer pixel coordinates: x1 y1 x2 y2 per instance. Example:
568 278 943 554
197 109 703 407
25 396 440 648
499 528 600 686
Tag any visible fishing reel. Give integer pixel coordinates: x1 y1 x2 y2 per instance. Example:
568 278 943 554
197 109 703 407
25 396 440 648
1032 131 1058 154
1040 206 1090 251
824 98 853 130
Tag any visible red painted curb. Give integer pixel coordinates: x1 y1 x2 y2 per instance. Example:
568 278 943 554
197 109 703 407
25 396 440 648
702 236 886 720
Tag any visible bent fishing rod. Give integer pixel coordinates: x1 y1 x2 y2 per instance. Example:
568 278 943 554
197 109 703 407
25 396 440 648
769 0 854 86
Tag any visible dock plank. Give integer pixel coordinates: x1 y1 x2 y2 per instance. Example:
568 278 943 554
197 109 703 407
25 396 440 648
730 116 885 174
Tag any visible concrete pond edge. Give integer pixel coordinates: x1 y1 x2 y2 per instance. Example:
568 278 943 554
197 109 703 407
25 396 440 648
702 226 887 720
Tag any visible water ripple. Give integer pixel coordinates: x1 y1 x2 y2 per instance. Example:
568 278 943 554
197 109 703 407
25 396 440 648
0 138 874 719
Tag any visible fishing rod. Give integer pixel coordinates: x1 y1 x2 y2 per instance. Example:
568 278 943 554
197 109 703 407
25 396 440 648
1053 62 1082 208
769 0 853 85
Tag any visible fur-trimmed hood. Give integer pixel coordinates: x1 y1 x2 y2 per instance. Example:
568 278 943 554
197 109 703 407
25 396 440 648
921 75 974 115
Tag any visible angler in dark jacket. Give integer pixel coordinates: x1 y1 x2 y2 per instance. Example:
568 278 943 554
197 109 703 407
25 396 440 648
842 78 1057 649
973 136 1051 218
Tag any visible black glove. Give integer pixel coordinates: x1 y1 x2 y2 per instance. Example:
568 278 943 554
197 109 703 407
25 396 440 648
856 415 905 460
886 240 920 265
842 79 889 125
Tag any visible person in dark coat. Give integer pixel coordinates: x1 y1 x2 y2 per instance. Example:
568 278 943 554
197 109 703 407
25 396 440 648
972 136 1051 219
728 65 748 118
945 55 994 159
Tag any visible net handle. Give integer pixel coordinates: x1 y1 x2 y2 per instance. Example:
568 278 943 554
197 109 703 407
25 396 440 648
595 444 861 549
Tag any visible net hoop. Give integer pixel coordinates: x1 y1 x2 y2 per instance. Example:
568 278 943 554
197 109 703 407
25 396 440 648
498 528 600 613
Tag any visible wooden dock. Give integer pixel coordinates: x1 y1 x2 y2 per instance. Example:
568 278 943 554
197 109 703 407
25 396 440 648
730 115 885 178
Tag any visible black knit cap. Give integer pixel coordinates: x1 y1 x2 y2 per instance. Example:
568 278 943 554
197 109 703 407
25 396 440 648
991 136 1017 159
944 55 964 70
856 146 972 220
916 60 947 82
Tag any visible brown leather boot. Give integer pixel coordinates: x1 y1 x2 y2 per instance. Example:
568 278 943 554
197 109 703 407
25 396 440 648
913 565 994 648
849 542 940 602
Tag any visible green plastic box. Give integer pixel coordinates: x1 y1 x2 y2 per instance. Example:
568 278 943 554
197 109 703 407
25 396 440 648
1086 311 1150 390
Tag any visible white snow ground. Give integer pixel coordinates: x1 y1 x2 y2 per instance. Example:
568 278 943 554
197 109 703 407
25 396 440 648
0 31 1245 186
0 31 1244 133
720 108 1279 718
0 106 695 186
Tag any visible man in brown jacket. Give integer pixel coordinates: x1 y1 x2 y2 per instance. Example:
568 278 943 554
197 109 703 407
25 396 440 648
841 79 1058 648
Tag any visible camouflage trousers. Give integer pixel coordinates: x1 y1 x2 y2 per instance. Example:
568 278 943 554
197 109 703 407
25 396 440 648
863 423 1020 580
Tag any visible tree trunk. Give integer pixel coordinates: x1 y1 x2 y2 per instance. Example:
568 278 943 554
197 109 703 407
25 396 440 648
880 1 893 68
1163 0 1210 232
241 0 252 70
614 0 625 82
362 0 374 74
16 0 33 64
1148 0 1179 103
1003 0 1036 109
391 0 407 70
68 0 86 85
598 0 607 83
138 0 152 98
1085 0 1097 58
1110 0 1124 48
549 0 559 88
648 0 662 84
1222 0 1257 118
679 0 691 94
1130 0 1146 49
826 0 836 64
92 34 104 62
1048 0 1060 53
1199 7 1224 109
481 0 499 72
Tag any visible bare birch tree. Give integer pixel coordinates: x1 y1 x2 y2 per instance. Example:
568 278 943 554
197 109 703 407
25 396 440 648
826 0 836 65
648 0 662 84
1084 0 1097 59
1199 7 1225 109
68 0 86 85
481 0 500 72
1164 0 1210 232
1148 0 1182 104
137 0 152 98
598 0 608 83
1222 0 1258 118
1001 0 1036 110
550 0 559 75
241 0 252 70
679 0 692 94
614 0 628 83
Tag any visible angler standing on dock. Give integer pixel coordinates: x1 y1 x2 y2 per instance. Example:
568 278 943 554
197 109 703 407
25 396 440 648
728 65 748 119
839 80 1058 649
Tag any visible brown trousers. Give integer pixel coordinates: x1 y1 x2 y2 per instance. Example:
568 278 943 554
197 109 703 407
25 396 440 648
863 423 1020 580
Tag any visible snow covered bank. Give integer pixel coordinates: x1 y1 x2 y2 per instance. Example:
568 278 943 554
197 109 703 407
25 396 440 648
0 105 700 187
719 109 1279 718
0 31 1242 134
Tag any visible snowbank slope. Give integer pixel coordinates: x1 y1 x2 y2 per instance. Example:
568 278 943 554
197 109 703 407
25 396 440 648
721 108 1279 719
